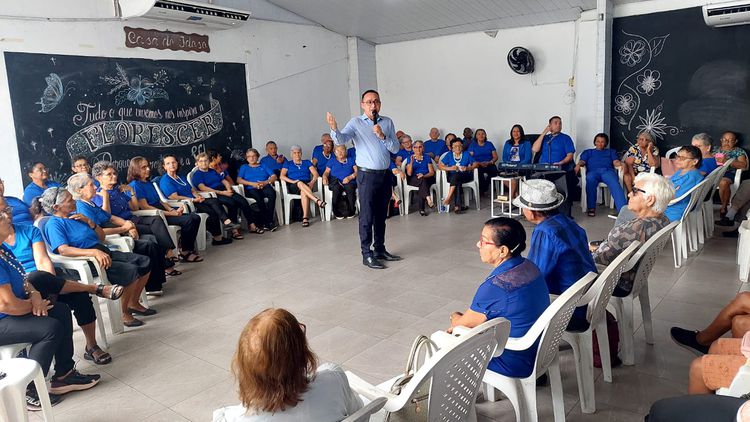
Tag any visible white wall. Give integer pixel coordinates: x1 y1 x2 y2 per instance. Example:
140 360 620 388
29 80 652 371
0 1 350 196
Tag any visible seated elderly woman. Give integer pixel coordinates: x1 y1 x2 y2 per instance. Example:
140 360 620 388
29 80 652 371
280 145 326 227
404 140 436 216
575 132 627 216
322 144 358 219
213 308 363 421
439 137 476 213
192 152 263 237
237 148 279 231
159 154 233 246
69 173 168 296
92 161 179 272
127 156 204 263
1 196 123 365
33 187 153 327
622 131 660 194
23 161 61 204
447 217 549 378
468 128 499 195
0 206 102 409
590 173 674 297
0 178 33 225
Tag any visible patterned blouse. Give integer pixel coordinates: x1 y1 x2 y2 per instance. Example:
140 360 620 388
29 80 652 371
593 215 670 293
623 145 660 174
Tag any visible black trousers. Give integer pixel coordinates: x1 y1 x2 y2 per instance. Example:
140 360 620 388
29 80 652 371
245 185 277 228
357 169 391 257
330 177 357 217
133 237 166 293
27 270 96 327
165 213 200 252
216 192 258 226
0 302 74 377
646 395 745 422
132 215 175 253
448 172 474 206
477 165 499 193
194 197 227 236
407 174 435 211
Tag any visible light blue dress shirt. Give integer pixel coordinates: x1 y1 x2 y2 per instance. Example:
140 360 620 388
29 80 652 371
331 114 399 170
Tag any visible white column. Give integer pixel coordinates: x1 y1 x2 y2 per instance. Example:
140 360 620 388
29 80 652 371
596 0 613 133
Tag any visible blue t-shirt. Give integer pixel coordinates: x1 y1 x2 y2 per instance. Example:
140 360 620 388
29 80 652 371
404 155 432 176
666 169 704 221
23 181 61 205
283 160 314 181
472 257 550 377
393 149 413 163
7 196 33 225
192 168 225 190
699 157 718 175
76 200 112 226
327 158 356 181
312 145 333 175
502 140 532 164
43 216 100 253
238 164 274 190
0 245 27 319
468 141 497 163
440 152 474 174
130 180 161 207
347 148 357 160
424 140 448 159
260 155 285 172
159 174 193 198
537 133 575 169
92 188 133 220
580 148 619 172
3 224 42 272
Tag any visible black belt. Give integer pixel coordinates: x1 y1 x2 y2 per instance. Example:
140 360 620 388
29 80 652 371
358 167 389 174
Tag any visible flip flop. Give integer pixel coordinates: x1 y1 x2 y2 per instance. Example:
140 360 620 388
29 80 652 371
165 268 182 277
302 217 310 227
180 252 203 263
231 231 245 240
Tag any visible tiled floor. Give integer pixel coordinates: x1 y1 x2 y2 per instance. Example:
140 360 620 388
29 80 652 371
29 201 743 421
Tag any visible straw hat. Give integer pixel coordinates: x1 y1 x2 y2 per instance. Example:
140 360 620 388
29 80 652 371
512 179 565 211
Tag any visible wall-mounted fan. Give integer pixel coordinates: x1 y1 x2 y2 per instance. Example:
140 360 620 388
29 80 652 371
507 47 535 75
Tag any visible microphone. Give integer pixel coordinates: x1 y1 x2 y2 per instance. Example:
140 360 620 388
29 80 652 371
371 111 379 124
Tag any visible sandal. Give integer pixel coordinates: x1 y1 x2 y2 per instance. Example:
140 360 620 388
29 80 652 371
316 199 327 208
95 284 124 300
84 345 112 365
302 217 310 227
180 252 203 263
587 209 596 217
165 268 182 277
231 230 245 240
167 256 180 263
250 226 264 234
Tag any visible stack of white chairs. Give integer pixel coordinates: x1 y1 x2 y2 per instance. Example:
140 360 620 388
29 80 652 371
670 179 709 268
702 159 735 239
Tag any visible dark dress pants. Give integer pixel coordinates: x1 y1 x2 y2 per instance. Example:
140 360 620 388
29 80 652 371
133 237 166 293
245 185 277 228
193 197 226 236
407 174 435 211
478 165 499 194
132 215 175 253
165 213 200 252
27 270 96 327
216 192 258 226
330 177 357 217
357 169 391 257
646 395 745 422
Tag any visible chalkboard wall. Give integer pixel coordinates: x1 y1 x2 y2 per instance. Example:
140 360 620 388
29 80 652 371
4 52 251 184
610 7 750 153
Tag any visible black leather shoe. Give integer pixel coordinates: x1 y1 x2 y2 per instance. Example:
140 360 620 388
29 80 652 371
363 256 385 269
715 217 735 227
723 229 740 238
375 251 402 261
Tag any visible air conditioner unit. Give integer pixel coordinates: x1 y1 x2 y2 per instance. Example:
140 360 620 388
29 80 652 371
117 0 250 30
703 0 750 27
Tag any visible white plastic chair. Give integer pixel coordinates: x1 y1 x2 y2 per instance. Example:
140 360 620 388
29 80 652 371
279 179 322 225
669 179 708 268
738 220 750 283
131 209 181 255
400 161 439 215
437 152 480 212
0 358 54 422
578 152 623 213
347 318 511 421
687 176 716 252
152 178 209 250
483 272 597 422
563 242 639 414
612 222 678 366
0 343 30 360
702 159 734 239
321 181 359 221
231 182 283 226
341 397 387 422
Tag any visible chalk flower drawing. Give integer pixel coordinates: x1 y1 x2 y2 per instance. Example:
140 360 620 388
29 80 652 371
36 73 75 113
102 63 169 106
619 40 646 67
614 93 636 115
636 69 662 96
635 106 677 140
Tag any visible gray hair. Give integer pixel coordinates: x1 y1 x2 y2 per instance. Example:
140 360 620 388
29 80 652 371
691 132 713 147
333 144 347 153
638 131 654 142
66 173 93 199
290 145 302 153
413 140 424 147
634 172 675 214
400 134 412 143
38 186 70 215
91 161 115 179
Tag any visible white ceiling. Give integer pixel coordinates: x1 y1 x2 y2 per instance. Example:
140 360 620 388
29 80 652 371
260 0 645 44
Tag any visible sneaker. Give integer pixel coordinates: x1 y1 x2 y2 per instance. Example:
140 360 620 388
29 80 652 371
26 385 64 411
49 369 101 395
335 215 345 220
670 327 709 355
346 214 356 219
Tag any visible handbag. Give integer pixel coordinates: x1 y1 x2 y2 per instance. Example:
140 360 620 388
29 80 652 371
384 335 438 422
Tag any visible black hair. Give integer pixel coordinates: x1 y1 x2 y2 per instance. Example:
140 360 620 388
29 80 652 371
265 140 277 147
361 89 379 100
450 138 463 147
510 124 526 142
484 217 526 256
26 161 45 174
549 115 561 123
475 128 487 141
72 155 88 163
679 145 703 168
207 150 221 162
594 132 609 146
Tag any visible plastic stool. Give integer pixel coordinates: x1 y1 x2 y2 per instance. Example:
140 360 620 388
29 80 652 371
0 358 54 421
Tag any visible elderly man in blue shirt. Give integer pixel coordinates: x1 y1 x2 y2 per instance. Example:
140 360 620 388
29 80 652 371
326 90 402 269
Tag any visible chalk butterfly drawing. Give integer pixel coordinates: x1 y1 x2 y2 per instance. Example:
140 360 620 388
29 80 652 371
36 73 74 113
614 30 678 146
102 63 169 106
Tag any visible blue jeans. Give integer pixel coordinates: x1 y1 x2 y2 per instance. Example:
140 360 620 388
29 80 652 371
586 169 627 211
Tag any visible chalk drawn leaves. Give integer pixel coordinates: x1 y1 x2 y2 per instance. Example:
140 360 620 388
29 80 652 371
615 93 636 115
636 69 662 96
649 34 669 57
36 73 75 113
619 39 647 67
102 63 170 106
614 116 628 125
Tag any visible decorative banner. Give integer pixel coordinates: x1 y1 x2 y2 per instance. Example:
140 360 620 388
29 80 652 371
124 26 210 53
4 52 251 184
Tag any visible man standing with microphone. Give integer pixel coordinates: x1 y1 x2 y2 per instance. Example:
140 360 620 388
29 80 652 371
326 90 402 269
